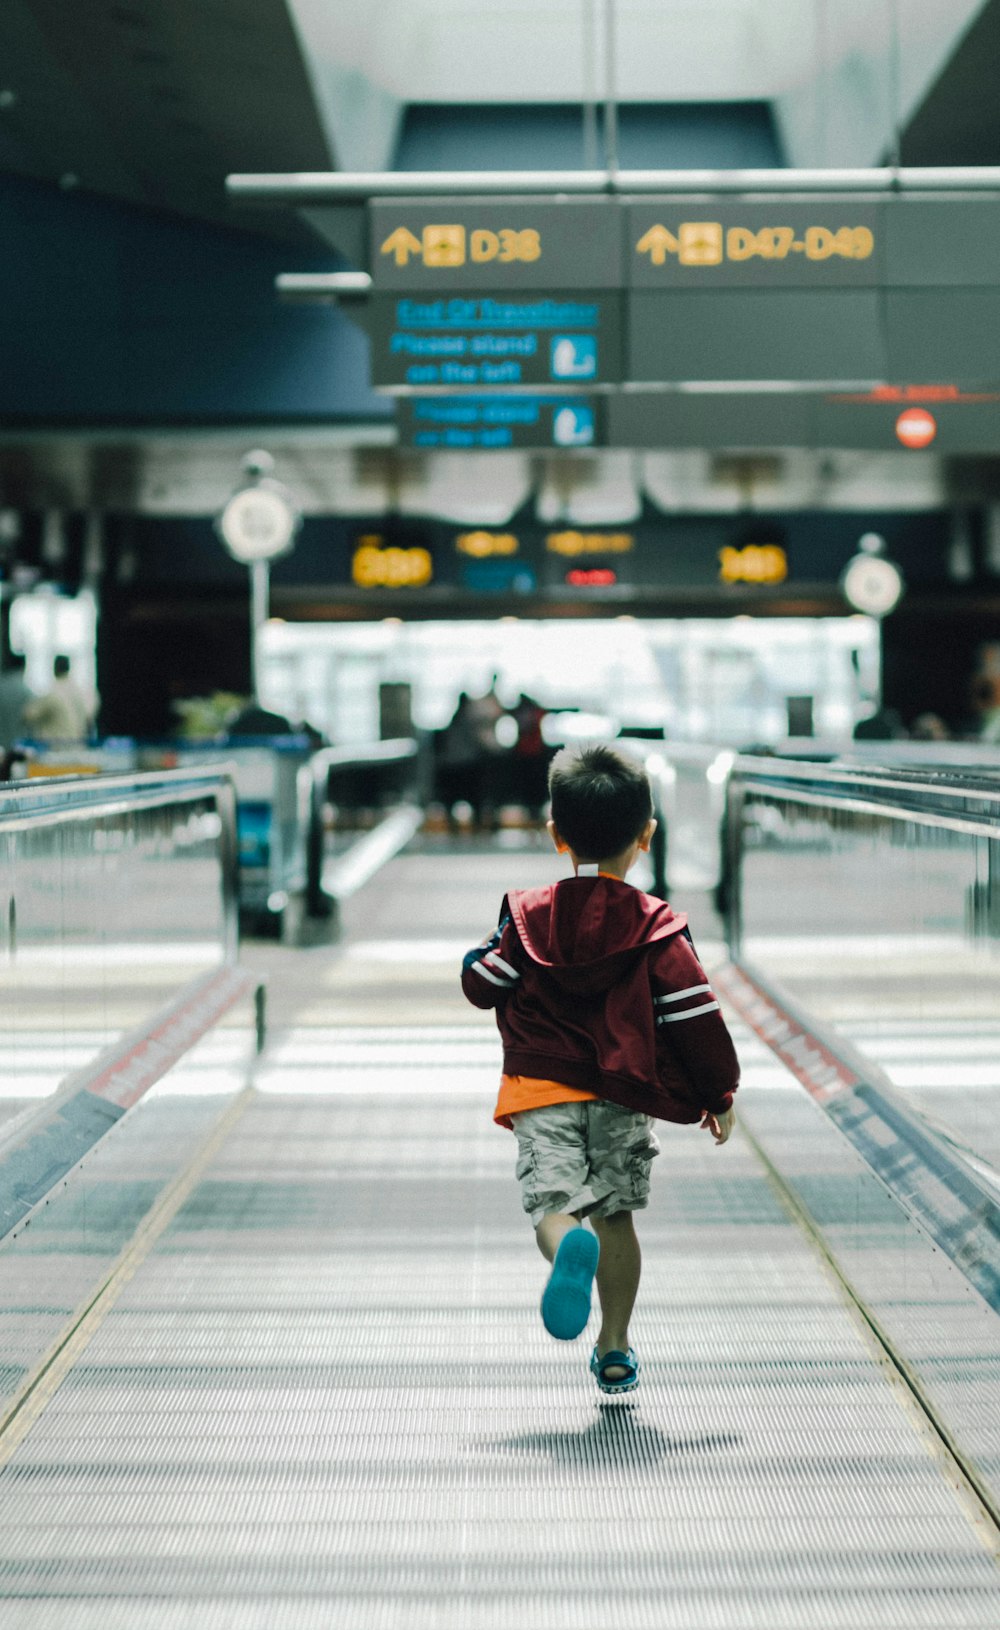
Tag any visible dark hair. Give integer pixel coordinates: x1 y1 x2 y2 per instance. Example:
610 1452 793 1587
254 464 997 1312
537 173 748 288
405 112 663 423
548 742 653 859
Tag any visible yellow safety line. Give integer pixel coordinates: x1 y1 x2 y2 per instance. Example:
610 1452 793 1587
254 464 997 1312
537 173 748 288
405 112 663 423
0 1086 252 1468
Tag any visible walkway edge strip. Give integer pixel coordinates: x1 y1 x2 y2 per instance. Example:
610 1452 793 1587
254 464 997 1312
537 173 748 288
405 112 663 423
0 1086 252 1469
714 959 1000 1313
0 964 262 1246
737 1110 1000 1554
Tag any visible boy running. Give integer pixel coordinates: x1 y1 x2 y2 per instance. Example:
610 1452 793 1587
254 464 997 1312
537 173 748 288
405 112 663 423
461 743 739 1394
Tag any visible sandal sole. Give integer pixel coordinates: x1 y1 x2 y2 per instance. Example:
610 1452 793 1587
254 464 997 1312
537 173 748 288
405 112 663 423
541 1229 600 1340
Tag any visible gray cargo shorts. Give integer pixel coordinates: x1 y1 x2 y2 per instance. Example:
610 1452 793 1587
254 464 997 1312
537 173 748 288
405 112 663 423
511 1099 660 1228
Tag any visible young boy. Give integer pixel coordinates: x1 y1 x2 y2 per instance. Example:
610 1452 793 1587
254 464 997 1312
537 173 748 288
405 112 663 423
461 742 739 1395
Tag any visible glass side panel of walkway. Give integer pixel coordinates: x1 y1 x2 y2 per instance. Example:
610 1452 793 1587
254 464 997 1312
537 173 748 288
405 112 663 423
0 839 997 1629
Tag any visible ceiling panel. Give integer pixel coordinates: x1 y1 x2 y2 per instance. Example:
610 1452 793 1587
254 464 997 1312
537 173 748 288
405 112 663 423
0 0 332 239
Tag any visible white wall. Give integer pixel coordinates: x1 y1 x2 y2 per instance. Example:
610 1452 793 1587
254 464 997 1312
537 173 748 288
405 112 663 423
287 0 988 167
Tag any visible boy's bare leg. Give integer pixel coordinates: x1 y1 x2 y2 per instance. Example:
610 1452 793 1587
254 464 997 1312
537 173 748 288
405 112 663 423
535 1212 582 1261
591 1210 641 1380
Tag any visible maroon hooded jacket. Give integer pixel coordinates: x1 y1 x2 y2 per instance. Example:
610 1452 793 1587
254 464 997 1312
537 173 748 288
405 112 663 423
461 874 739 1123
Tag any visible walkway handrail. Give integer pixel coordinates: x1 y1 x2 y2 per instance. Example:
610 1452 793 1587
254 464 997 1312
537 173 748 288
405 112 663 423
723 754 1000 954
0 764 241 960
732 752 1000 807
303 739 419 920
0 763 262 1245
718 751 1000 1316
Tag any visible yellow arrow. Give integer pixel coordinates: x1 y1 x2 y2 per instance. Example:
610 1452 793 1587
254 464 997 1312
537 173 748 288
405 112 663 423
636 224 680 266
380 227 423 266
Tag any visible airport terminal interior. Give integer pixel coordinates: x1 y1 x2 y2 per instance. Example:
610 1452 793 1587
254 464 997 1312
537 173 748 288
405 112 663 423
1 2 1000 1625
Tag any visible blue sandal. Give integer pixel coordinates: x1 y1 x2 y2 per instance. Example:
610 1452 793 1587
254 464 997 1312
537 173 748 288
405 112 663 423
590 1345 640 1394
540 1228 600 1340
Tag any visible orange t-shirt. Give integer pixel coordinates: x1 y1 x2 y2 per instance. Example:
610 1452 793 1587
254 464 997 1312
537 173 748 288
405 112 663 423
494 1075 598 1130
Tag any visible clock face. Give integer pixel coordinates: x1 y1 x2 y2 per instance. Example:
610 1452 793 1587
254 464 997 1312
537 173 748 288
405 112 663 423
218 483 299 563
841 554 903 616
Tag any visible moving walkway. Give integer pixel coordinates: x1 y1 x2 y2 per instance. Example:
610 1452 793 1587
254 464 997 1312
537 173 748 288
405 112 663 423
0 771 997 1627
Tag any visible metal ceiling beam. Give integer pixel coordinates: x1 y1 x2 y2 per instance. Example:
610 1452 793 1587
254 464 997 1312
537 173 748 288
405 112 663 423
228 166 1000 203
275 272 372 302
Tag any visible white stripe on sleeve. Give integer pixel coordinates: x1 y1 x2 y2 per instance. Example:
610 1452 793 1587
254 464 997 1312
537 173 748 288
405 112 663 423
472 961 514 988
654 983 713 1005
485 952 520 980
657 999 721 1024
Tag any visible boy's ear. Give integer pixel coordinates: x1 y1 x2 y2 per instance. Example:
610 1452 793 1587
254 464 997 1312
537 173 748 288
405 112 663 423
546 818 569 854
636 817 657 854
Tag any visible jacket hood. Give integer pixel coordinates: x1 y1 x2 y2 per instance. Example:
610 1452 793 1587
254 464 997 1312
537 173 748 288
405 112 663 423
506 877 687 994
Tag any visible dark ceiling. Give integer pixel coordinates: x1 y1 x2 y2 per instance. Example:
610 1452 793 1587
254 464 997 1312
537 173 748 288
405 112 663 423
0 1 997 249
0 0 330 242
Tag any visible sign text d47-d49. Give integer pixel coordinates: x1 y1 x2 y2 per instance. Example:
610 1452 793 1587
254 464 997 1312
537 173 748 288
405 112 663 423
636 222 874 268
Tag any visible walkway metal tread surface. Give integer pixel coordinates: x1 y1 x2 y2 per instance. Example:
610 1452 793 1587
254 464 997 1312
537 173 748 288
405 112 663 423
1 849 998 1627
1 1066 998 1628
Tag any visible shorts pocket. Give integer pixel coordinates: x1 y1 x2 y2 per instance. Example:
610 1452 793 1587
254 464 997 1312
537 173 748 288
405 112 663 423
514 1147 536 1184
626 1149 653 1189
624 1125 659 1198
514 1145 540 1216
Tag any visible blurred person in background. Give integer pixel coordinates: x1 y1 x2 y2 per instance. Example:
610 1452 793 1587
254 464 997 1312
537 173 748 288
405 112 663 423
511 691 549 820
466 674 507 830
0 653 32 749
974 682 1000 744
910 712 950 741
24 654 97 745
438 690 483 829
852 704 906 741
970 643 1000 742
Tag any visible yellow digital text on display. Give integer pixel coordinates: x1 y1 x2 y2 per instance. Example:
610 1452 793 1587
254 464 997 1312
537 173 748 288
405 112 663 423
636 223 874 267
455 531 520 558
546 531 635 557
381 226 542 269
352 539 434 588
718 545 788 585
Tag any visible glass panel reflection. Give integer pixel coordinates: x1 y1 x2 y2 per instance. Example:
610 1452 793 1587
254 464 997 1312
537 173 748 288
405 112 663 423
0 782 229 1120
738 775 1000 1181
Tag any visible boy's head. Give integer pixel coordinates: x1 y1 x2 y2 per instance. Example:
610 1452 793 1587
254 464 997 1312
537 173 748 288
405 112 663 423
547 742 654 862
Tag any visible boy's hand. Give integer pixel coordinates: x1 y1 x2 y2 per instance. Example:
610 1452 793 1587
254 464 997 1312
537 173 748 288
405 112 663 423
700 1106 736 1145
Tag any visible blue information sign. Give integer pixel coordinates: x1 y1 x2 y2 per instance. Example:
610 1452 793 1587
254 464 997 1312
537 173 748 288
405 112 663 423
399 395 601 449
365 294 622 389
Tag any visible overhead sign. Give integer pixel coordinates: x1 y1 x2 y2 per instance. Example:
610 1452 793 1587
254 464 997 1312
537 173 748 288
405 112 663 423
366 294 622 389
370 199 621 290
398 394 601 449
274 192 1000 390
607 389 1000 451
628 203 881 287
143 507 961 610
